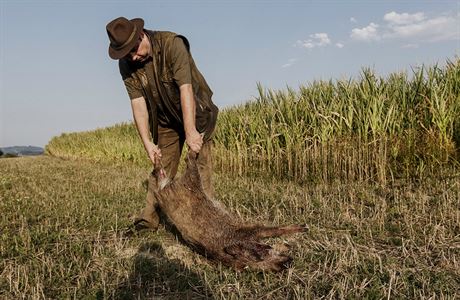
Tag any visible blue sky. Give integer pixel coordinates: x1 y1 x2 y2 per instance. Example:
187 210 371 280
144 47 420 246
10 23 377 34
1 0 459 147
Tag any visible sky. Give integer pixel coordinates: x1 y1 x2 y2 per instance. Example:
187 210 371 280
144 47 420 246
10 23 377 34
1 0 459 147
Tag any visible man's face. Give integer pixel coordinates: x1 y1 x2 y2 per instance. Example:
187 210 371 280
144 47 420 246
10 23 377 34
127 33 149 62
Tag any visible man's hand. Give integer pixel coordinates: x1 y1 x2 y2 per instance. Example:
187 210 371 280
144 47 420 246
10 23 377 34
145 141 162 166
186 129 203 153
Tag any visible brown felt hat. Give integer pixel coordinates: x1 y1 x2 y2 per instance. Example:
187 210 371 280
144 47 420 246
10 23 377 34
106 17 144 59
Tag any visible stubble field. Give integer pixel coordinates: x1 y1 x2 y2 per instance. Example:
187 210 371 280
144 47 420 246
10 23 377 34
1 155 459 299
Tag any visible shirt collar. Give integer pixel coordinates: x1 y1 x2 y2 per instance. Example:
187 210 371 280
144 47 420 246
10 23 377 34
146 30 161 57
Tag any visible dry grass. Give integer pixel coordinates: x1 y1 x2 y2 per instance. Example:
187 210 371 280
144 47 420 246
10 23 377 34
1 155 459 299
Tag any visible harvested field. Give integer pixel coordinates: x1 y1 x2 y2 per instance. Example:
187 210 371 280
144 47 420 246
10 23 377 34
1 155 459 298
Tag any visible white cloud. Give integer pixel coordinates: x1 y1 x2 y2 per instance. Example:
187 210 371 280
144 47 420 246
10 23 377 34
350 11 460 43
296 33 331 49
384 11 425 25
385 14 460 42
296 40 315 49
350 17 357 23
282 58 298 68
313 33 331 46
350 23 380 41
335 42 344 48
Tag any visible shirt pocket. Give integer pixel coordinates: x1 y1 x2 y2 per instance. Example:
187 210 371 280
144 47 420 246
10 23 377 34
160 72 181 107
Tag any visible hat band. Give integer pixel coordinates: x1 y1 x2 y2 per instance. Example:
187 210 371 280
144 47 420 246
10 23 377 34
112 26 137 50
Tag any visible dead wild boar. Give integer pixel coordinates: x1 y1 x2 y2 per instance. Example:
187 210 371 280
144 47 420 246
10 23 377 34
152 151 307 272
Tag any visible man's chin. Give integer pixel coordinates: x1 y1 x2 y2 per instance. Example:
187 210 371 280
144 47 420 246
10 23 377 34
129 56 148 63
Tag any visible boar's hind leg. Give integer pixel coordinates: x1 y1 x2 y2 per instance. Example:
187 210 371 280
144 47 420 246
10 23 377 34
223 241 293 272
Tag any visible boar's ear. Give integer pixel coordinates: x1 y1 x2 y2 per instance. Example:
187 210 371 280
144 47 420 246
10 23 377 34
184 150 201 186
187 150 198 160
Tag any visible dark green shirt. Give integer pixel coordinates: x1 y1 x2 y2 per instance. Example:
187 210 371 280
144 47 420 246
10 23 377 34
119 30 218 142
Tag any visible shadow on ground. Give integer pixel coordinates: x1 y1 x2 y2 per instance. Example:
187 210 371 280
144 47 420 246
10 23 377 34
114 242 214 299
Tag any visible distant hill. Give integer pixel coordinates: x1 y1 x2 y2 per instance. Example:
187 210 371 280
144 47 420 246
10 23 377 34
0 146 44 157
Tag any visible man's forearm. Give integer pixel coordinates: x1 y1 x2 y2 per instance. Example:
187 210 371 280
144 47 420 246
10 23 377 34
131 97 162 165
179 83 203 152
131 97 152 147
179 83 197 134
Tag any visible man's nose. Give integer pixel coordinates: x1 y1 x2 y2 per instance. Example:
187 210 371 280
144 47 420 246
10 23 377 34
131 54 139 61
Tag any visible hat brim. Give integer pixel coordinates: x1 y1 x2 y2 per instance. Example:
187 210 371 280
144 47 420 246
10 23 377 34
108 18 144 60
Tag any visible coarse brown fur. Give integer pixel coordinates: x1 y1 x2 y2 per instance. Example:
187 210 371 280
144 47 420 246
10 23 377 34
151 151 307 272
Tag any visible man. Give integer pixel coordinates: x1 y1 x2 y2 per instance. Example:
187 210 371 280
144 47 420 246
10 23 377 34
106 17 219 231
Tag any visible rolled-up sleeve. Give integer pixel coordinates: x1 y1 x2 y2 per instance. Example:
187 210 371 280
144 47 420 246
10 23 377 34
170 37 192 87
119 60 143 100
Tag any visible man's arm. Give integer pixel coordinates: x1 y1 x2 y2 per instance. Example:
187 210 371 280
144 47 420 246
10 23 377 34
179 83 203 152
131 97 162 165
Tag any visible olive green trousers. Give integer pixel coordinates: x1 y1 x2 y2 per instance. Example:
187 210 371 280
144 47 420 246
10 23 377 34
135 126 214 229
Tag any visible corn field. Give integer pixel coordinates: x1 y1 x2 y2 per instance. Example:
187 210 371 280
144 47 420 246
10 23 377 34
214 59 460 184
46 58 460 184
